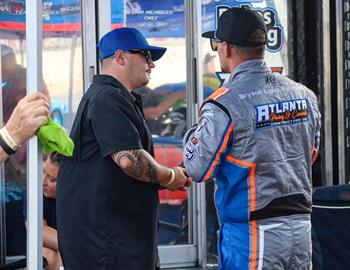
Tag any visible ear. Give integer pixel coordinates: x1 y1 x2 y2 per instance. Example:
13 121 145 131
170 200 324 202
224 42 232 58
115 51 125 65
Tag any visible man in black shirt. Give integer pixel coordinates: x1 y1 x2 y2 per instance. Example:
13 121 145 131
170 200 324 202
57 27 191 270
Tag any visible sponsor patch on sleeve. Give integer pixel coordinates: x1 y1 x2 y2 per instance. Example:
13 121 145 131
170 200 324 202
185 136 198 160
255 99 309 129
194 118 207 134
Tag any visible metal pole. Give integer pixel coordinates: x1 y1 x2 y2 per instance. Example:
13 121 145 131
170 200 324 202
97 0 112 39
336 0 346 184
26 1 43 269
68 35 78 115
185 0 196 250
321 0 333 186
194 0 207 267
81 0 97 91
0 43 7 266
186 0 206 267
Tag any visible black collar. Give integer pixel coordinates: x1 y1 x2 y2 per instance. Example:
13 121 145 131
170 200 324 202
93 74 139 102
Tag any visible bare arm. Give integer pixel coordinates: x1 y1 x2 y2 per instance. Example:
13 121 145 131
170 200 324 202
43 219 59 251
25 219 59 251
143 91 185 119
111 149 191 190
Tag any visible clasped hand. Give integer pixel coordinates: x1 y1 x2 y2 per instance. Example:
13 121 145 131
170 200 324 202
166 166 192 191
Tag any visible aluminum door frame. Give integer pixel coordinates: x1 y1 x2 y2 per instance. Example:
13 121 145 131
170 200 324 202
82 0 98 91
336 0 347 184
25 1 89 268
26 1 44 269
321 0 333 186
0 32 6 267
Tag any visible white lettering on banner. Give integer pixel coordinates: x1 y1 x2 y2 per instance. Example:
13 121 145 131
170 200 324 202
267 29 279 47
145 10 173 15
216 5 283 52
263 11 272 25
130 10 145 15
144 16 158 20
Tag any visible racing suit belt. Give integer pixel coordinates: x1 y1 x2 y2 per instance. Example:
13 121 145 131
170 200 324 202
250 193 311 220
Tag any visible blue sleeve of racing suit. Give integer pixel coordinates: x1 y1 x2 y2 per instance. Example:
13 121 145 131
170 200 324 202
183 102 233 183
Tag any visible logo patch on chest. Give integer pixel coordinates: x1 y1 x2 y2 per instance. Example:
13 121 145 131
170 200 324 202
255 99 309 129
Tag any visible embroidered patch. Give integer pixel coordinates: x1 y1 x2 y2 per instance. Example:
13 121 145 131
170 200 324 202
186 142 194 154
185 137 198 160
194 118 207 134
265 74 276 84
191 137 198 145
185 152 193 160
256 99 309 129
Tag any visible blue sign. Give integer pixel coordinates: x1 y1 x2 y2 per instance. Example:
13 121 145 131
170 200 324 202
122 0 185 38
202 1 284 52
0 0 284 46
0 0 124 32
0 1 81 31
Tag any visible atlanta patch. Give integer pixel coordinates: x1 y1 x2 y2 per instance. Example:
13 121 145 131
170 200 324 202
256 99 309 129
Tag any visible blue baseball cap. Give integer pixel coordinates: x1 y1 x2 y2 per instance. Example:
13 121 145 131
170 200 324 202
97 27 167 62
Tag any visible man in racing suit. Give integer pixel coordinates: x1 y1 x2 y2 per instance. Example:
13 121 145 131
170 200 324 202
183 7 321 270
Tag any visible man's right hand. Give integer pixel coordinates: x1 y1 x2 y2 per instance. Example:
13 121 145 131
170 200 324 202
166 166 192 191
5 92 50 144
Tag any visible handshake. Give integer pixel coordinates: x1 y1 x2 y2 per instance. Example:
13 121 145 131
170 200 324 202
160 166 192 191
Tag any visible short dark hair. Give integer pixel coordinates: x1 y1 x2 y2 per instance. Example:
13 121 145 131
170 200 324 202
247 29 266 45
232 29 266 58
47 152 64 167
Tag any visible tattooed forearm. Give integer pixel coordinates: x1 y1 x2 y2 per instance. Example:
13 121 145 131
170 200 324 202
114 151 144 178
111 149 160 183
147 162 159 184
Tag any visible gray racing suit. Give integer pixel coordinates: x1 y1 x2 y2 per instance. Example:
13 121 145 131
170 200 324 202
184 59 321 270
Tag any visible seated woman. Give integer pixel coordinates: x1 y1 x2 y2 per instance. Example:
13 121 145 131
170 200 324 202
24 152 63 270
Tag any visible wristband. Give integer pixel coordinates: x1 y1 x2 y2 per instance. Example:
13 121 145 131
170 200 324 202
0 134 16 155
0 127 21 151
163 168 175 187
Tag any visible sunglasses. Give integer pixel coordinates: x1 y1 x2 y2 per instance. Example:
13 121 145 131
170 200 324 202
126 50 153 64
210 39 222 52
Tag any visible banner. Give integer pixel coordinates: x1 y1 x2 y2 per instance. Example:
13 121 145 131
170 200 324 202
0 0 124 32
0 0 284 45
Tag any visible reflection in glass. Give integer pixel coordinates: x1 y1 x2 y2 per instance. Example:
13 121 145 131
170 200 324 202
0 0 83 259
1 41 29 257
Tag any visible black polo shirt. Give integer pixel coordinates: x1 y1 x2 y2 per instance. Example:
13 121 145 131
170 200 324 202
57 75 159 270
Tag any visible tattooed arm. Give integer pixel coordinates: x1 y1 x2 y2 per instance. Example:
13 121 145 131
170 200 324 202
111 149 191 190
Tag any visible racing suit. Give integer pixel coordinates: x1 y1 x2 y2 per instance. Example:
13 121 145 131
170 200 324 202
184 59 321 270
